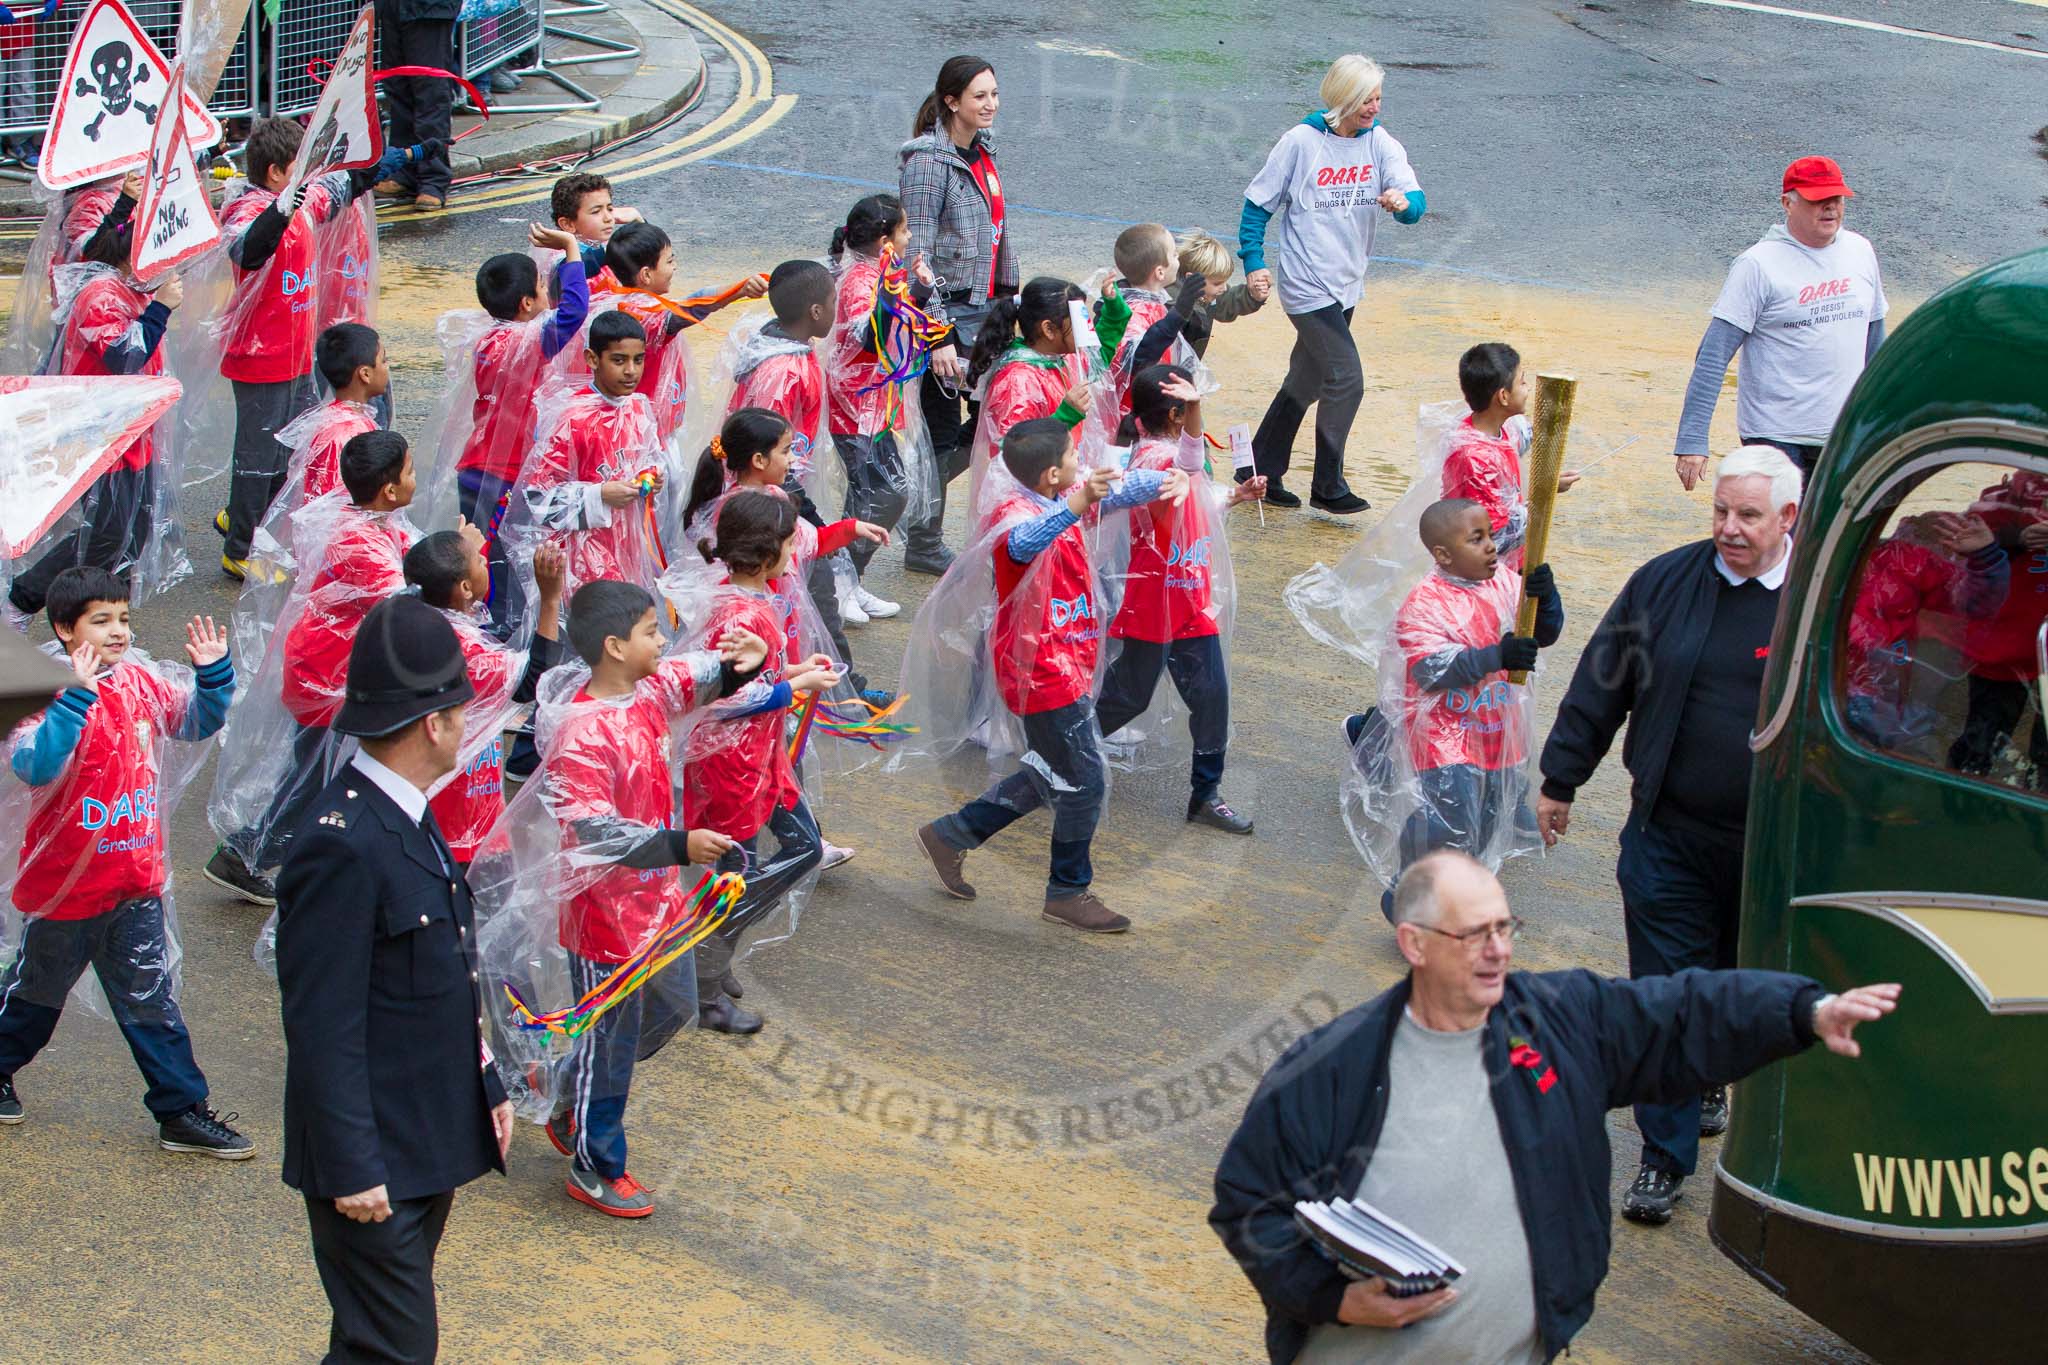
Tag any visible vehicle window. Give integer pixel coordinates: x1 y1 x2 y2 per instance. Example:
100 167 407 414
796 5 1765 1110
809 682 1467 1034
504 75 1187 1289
1838 460 2048 796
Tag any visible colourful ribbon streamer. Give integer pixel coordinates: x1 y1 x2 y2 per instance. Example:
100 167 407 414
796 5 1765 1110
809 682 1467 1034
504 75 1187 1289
787 690 918 765
502 869 743 1039
594 274 767 321
637 475 681 629
855 245 954 430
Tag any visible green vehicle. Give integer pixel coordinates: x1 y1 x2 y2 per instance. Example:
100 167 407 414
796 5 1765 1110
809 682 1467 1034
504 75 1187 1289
1712 246 2048 1362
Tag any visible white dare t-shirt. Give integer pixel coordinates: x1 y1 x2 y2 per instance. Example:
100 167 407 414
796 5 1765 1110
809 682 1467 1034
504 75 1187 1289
1246 120 1421 316
1711 225 1887 444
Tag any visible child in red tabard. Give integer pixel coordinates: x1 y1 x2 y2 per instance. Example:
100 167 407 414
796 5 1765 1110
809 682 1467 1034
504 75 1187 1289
1096 365 1267 833
826 194 941 621
455 225 592 632
683 491 842 1033
1949 471 2048 783
276 323 389 508
515 311 669 600
202 431 421 902
404 532 569 876
215 118 437 579
1440 342 1579 572
536 578 769 1217
915 418 1188 934
680 407 889 693
3 213 185 627
1344 498 1564 920
0 566 252 1155
965 274 1129 518
1103 223 1180 411
592 222 761 443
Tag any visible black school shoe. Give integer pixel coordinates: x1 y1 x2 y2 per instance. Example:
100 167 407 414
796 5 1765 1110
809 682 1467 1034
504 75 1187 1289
699 994 763 1035
1699 1085 1730 1137
1188 794 1254 835
204 846 276 907
1261 480 1302 509
1309 491 1371 515
1621 1161 1683 1225
159 1104 256 1160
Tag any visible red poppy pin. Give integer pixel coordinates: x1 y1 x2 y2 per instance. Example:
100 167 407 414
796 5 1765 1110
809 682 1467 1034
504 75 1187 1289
1508 1035 1558 1094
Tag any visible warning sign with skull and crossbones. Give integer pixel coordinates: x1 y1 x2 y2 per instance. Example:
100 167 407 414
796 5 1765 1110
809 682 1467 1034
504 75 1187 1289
40 0 226 191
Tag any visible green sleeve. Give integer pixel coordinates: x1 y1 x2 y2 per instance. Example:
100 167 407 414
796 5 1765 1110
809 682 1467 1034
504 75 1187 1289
1094 289 1132 366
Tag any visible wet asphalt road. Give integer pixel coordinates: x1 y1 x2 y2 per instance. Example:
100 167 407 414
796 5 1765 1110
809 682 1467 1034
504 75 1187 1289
2 1 2044 1359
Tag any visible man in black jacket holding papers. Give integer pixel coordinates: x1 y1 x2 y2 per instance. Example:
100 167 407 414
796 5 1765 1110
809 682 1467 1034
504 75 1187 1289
1209 851 1899 1364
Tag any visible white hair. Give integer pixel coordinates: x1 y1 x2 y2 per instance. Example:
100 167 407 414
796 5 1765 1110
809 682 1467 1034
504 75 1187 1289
1320 55 1385 122
1717 444 1804 510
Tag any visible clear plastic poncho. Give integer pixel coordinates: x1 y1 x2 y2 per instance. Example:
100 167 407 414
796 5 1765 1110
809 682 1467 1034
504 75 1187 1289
891 490 1117 779
2 181 125 377
0 645 212 1021
502 385 676 616
1344 566 1540 890
713 307 842 516
413 308 559 540
422 604 542 862
825 251 939 529
467 647 736 1120
1283 400 1468 666
207 495 415 880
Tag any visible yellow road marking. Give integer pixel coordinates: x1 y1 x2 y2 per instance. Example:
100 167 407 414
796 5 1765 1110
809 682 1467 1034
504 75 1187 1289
0 0 788 240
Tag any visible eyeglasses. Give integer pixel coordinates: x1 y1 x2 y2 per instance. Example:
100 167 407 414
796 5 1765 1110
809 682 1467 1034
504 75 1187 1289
1415 916 1523 949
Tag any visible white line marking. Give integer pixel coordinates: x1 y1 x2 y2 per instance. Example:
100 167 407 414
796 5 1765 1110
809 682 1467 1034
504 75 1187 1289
1691 0 2048 59
1034 39 1138 63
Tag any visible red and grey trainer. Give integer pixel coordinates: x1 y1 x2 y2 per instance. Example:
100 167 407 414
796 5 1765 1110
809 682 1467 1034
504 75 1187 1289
566 1166 654 1218
545 1108 575 1157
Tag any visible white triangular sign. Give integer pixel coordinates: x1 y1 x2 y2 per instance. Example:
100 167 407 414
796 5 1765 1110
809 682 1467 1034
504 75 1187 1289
39 0 225 191
132 62 223 283
286 5 382 198
0 375 184 557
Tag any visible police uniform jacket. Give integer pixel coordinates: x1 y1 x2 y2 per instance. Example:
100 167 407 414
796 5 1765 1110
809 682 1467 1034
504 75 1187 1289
276 756 507 1201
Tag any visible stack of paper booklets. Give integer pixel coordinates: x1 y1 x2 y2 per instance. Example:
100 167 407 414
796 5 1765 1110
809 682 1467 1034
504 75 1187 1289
1294 1197 1465 1296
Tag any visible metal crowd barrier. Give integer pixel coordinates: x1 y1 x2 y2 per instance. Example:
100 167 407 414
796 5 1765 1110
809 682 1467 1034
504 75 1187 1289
461 0 600 113
541 0 638 70
0 0 258 139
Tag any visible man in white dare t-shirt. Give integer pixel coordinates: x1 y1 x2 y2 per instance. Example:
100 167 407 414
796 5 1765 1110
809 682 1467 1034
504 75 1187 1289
1673 156 1887 490
1239 54 1427 515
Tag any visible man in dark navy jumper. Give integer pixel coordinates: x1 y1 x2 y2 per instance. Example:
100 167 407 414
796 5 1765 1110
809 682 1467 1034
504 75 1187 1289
1535 443 1804 1224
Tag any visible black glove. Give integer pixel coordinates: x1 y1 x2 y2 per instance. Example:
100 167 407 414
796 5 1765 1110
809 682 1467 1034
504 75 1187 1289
1498 634 1540 672
1523 562 1555 600
1174 271 1207 318
416 137 447 164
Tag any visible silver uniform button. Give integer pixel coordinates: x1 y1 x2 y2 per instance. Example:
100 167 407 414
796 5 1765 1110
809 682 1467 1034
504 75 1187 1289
420 914 430 925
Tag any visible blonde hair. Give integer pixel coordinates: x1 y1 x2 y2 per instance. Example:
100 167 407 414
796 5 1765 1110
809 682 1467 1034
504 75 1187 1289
1176 229 1233 282
1320 54 1385 122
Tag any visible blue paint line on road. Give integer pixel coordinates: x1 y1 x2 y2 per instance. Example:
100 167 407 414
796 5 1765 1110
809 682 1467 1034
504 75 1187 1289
694 156 1585 292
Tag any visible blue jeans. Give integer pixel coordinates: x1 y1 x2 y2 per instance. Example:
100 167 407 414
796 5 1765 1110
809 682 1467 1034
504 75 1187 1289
557 950 698 1179
1618 809 1745 1176
0 896 207 1120
935 700 1105 898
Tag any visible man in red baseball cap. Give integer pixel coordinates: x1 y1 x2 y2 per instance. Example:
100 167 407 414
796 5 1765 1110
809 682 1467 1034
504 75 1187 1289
1671 154 1887 490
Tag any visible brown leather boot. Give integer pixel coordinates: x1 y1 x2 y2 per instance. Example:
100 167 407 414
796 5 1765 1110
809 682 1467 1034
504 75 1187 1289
916 823 975 900
1042 891 1130 934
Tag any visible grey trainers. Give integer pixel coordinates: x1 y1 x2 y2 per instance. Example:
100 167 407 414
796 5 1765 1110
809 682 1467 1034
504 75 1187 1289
1621 1162 1683 1225
203 846 276 907
0 1076 22 1124
566 1166 654 1218
1699 1085 1730 1137
1042 892 1131 934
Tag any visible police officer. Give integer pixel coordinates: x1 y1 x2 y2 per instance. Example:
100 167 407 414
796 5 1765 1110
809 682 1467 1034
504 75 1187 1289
276 594 514 1363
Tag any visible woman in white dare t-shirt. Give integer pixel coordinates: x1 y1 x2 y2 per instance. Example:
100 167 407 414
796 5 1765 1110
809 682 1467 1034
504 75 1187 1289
1239 54 1426 515
1672 155 1888 490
